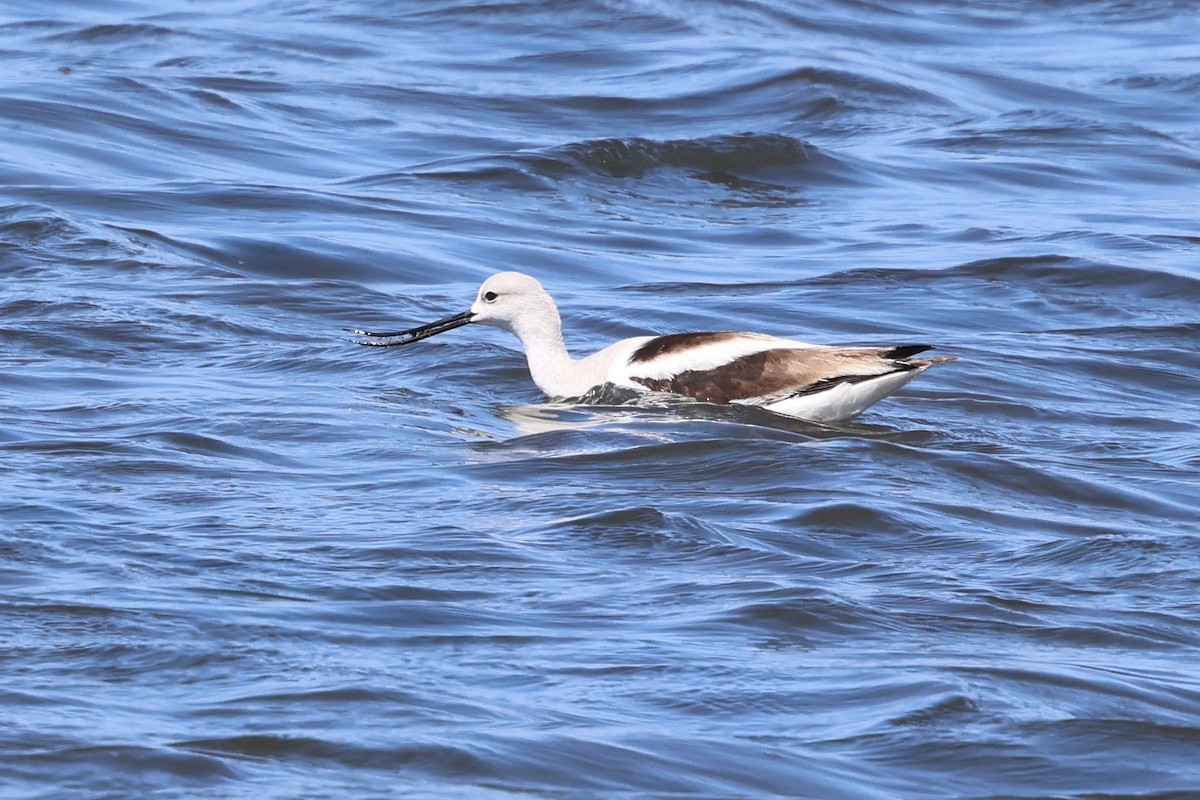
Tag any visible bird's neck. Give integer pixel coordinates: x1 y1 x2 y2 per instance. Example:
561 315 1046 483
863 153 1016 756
511 308 587 398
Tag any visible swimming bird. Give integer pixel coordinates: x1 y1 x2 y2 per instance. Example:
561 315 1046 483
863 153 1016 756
353 272 955 423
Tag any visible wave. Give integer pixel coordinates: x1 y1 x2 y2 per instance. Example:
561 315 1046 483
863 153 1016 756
359 132 865 191
42 23 177 43
19 743 237 781
546 132 825 179
814 254 1200 294
177 734 485 773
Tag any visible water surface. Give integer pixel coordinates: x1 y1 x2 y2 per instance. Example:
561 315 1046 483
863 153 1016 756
3 1 1200 798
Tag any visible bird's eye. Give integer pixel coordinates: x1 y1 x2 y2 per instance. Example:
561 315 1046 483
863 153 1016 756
483 291 498 302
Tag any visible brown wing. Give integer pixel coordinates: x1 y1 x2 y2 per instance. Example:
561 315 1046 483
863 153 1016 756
631 347 920 403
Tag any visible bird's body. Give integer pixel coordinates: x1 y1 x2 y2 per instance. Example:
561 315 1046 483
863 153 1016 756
355 272 954 423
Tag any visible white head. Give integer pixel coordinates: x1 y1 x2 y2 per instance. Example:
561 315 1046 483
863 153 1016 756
354 271 580 396
352 271 563 351
468 271 561 341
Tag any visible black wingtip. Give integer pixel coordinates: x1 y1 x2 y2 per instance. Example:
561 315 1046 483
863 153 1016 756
886 344 934 360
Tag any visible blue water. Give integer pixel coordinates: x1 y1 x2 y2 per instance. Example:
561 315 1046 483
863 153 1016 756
3 2 1200 798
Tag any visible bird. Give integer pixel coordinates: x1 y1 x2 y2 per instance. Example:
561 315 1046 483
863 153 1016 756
352 271 955 423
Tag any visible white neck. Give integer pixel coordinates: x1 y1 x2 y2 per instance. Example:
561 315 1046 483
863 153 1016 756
510 308 590 398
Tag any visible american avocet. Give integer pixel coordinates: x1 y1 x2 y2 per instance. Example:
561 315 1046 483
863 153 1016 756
354 272 955 423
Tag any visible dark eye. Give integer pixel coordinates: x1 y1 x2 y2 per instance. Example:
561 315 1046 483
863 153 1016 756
483 291 498 302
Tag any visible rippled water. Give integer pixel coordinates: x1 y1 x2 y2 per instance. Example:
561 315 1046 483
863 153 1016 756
4 2 1200 798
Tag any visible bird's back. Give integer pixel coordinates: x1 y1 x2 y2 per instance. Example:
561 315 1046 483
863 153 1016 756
600 330 952 422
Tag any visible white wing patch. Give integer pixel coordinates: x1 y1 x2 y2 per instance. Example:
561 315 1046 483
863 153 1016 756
621 333 813 381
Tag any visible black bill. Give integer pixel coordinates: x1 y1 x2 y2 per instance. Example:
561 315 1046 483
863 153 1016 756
351 309 474 347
